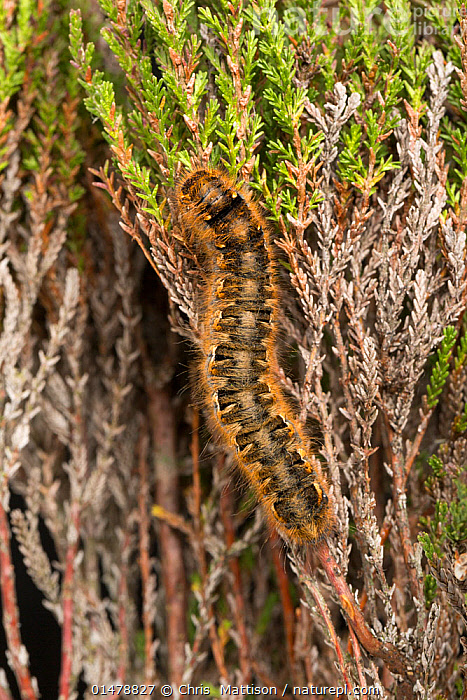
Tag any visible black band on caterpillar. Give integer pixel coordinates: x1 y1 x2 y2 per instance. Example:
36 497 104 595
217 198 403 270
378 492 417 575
174 167 333 544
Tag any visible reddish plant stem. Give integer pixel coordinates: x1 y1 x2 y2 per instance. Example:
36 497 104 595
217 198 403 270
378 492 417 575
137 426 156 683
315 541 415 699
219 476 252 683
269 531 295 672
149 385 187 686
0 687 13 700
348 625 367 689
305 574 352 688
58 501 80 700
0 497 37 700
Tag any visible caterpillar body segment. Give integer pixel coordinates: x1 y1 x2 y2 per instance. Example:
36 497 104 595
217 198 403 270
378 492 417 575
174 168 333 544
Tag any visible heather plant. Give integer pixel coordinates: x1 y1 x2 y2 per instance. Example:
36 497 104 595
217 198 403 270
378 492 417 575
2 0 467 698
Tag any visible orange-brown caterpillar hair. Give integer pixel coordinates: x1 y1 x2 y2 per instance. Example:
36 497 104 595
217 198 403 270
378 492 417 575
174 167 333 544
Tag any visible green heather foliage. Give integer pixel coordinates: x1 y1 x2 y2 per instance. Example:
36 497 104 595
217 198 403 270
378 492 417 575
2 0 467 697
426 325 457 408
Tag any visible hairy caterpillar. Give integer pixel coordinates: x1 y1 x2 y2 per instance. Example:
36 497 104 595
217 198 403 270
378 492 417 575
174 168 333 544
